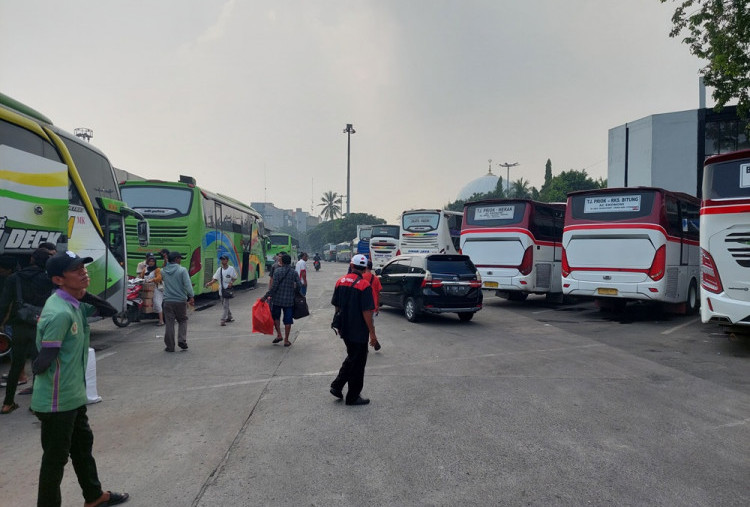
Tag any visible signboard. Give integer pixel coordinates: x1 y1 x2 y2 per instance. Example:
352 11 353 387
474 205 514 221
584 195 641 213
739 163 750 188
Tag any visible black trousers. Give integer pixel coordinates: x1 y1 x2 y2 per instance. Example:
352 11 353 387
3 324 36 406
36 405 103 506
332 339 368 402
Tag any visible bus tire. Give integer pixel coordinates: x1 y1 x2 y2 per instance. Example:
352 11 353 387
112 312 130 328
507 292 528 302
404 297 420 323
686 279 699 315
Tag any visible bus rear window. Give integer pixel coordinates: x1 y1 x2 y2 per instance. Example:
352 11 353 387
121 186 193 217
403 213 439 232
269 235 289 246
569 191 656 221
703 159 750 199
465 202 526 227
371 225 400 239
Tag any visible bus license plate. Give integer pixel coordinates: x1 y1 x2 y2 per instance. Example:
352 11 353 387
597 288 618 296
484 281 498 288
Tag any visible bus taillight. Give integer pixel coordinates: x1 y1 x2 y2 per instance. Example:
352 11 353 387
519 246 533 276
189 247 202 276
700 248 723 294
648 245 666 281
561 247 570 277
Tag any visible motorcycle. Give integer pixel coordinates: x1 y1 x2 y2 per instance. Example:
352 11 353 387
313 259 321 271
112 277 145 328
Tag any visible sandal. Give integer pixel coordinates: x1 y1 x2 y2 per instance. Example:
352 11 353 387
1 402 19 415
272 337 282 344
85 490 130 507
284 341 291 347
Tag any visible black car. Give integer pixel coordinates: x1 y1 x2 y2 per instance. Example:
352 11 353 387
377 254 483 322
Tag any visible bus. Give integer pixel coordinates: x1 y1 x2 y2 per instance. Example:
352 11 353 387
562 187 701 312
1 93 147 314
335 241 351 262
266 232 299 268
369 224 401 269
323 243 337 262
400 209 462 255
699 149 750 326
355 224 374 258
120 176 265 296
461 199 565 301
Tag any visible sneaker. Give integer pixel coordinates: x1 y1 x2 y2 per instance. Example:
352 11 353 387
226 318 235 323
178 342 188 350
220 321 226 326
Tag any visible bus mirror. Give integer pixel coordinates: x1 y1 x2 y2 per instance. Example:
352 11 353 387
137 220 150 247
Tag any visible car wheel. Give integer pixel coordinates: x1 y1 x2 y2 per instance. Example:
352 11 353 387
458 312 474 322
404 297 419 322
112 311 130 328
686 279 699 315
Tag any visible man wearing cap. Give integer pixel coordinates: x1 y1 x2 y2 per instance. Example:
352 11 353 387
205 254 237 326
329 254 379 406
31 251 128 507
161 251 195 352
261 253 301 347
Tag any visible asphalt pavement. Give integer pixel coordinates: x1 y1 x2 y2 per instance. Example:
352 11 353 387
1 264 749 506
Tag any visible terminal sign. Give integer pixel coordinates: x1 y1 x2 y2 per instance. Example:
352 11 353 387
584 195 641 213
474 205 515 220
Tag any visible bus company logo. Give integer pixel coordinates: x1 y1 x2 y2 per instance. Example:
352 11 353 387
34 205 43 215
0 219 62 251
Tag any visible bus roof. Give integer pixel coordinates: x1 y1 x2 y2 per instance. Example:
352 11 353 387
567 186 699 204
0 92 53 124
704 149 750 166
465 198 565 210
402 208 463 215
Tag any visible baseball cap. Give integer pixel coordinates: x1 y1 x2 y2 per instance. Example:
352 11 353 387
46 251 93 278
219 254 229 260
350 254 368 267
168 251 183 262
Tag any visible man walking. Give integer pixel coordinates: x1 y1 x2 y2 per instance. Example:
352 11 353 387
31 250 128 507
330 254 379 406
295 252 308 296
161 251 194 352
0 248 54 414
205 254 237 326
262 253 300 347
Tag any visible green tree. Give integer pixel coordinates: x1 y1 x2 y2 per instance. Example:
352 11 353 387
661 0 750 118
510 178 533 199
540 169 605 203
318 191 342 221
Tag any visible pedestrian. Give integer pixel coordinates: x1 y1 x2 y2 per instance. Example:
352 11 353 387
261 253 300 347
161 251 195 352
295 252 308 296
329 254 379 406
143 254 165 326
363 260 382 315
159 248 170 268
205 254 237 326
31 250 128 507
0 248 54 414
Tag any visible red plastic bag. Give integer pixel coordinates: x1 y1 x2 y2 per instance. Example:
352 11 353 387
252 299 274 335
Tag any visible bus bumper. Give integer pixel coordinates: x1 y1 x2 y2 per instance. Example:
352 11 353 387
701 292 750 325
562 279 661 301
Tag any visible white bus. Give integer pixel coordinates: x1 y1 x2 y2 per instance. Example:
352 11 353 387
562 187 701 313
369 224 401 269
699 149 750 326
400 209 462 255
461 199 565 301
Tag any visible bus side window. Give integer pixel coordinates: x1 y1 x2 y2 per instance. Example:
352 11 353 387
203 197 215 228
681 201 700 241
665 197 681 237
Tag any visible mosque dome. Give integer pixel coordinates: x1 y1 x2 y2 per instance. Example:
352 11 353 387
457 169 499 201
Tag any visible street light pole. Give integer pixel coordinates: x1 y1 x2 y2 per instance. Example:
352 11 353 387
343 123 356 216
498 162 519 195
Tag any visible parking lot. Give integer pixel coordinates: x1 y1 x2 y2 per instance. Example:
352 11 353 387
1 265 749 506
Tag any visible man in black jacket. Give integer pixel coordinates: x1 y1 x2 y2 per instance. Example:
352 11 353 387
0 248 54 415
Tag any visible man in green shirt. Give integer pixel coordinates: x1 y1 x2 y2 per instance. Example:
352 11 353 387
31 251 129 507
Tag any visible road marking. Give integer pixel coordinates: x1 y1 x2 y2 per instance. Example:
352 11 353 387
661 318 699 335
95 351 117 361
532 309 555 314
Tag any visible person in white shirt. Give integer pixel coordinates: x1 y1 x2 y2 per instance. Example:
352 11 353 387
295 252 308 296
205 254 238 326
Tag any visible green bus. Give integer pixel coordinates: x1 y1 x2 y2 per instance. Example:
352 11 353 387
265 232 299 269
120 176 265 296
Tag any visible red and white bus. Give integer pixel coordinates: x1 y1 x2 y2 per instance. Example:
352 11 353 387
460 199 565 301
562 187 701 312
699 149 750 326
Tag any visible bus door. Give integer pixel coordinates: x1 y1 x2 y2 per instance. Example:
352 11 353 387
666 196 688 266
102 212 125 301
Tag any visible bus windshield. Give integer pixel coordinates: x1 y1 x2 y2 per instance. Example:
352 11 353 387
371 225 400 239
569 191 656 222
465 202 526 227
403 212 439 232
703 159 750 199
121 186 194 218
359 228 372 241
270 235 290 246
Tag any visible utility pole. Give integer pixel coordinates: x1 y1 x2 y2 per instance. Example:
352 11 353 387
343 123 356 216
498 162 519 195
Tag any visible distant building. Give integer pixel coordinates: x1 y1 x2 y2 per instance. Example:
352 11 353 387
251 202 320 233
608 105 749 197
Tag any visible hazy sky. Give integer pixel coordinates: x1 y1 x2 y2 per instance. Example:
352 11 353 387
1 1 706 223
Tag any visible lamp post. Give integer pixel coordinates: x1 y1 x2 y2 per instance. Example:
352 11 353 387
74 128 93 142
498 162 519 195
343 123 355 216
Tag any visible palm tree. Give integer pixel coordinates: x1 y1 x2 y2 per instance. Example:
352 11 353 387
318 191 343 221
510 178 532 199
